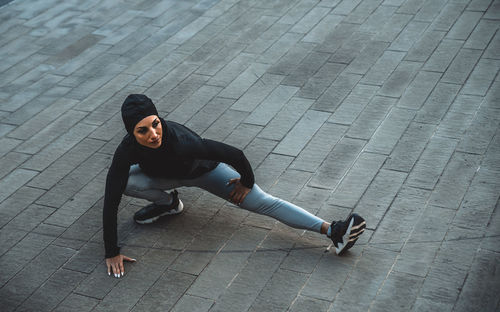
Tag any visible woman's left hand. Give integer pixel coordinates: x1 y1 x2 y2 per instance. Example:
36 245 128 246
227 178 251 205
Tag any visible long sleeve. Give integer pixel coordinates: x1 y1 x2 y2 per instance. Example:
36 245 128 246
102 142 133 258
189 138 255 188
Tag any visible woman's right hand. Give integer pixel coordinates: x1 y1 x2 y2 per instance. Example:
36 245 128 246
106 254 136 278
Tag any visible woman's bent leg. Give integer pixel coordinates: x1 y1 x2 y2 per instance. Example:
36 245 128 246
124 165 182 205
192 163 325 233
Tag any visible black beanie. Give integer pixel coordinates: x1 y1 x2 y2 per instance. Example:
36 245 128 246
121 94 159 134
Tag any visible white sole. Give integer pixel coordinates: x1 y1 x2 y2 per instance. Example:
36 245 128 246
335 218 366 255
135 200 184 225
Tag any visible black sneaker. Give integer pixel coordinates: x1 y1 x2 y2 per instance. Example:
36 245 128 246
133 190 184 224
329 213 366 255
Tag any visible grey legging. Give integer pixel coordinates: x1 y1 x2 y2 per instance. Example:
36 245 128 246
124 163 325 232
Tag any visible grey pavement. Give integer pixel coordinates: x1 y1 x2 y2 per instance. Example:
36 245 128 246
0 0 499 311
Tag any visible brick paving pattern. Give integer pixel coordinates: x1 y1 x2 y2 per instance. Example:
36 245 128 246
0 0 499 311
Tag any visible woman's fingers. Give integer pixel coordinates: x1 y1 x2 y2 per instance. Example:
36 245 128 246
106 262 111 276
119 260 125 277
112 262 120 278
123 255 137 262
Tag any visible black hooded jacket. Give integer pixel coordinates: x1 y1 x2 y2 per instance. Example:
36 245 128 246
103 118 254 258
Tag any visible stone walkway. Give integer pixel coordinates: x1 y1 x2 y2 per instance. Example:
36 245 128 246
0 0 499 311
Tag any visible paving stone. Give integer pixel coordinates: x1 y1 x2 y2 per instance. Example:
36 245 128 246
185 97 235 134
145 62 199 100
457 105 499 155
93 248 179 312
344 0 383 25
290 6 330 34
171 294 214 312
0 244 76 311
290 122 347 172
0 152 30 181
209 250 286 312
202 108 249 141
428 152 481 209
158 73 209 113
414 82 461 124
393 241 441 278
346 96 395 140
483 0 500 19
467 0 494 11
27 138 105 190
369 271 424 312
353 169 407 228
406 136 458 190
329 247 397 311
422 39 463 72
464 19 499 50
297 62 345 99
345 40 388 75
302 13 343 43
314 22 359 54
1 74 65 112
309 137 365 190
365 107 415 155
245 85 299 126
233 15 279 44
359 4 398 34
259 97 314 141
360 50 406 85
328 84 379 125
0 232 54 288
277 0 319 25
132 52 189 89
328 152 386 208
53 293 99 312
282 51 331 87
329 31 372 64
431 2 467 31
447 11 482 41
187 226 268 299
207 52 256 87
462 58 500 96
371 186 430 247
418 238 478 306
267 42 315 76
248 269 308 312
289 296 330 312
167 85 222 124
218 62 269 99
35 153 108 208
231 73 284 112
16 268 87 312
131 270 196 312
0 168 38 204
481 199 500 252
445 168 500 240
4 204 55 232
454 249 500 312
405 30 446 62
223 123 263 150
273 109 330 156
383 122 436 172
379 61 421 98
254 153 294 191
389 20 429 52
312 72 362 112
441 48 482 85
397 71 441 110
373 13 412 42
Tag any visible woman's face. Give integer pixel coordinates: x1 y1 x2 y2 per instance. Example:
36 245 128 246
133 115 162 149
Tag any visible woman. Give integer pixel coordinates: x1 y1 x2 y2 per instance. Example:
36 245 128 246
103 94 366 278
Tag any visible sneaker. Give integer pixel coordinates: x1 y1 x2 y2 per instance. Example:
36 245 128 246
134 190 184 224
329 213 366 255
